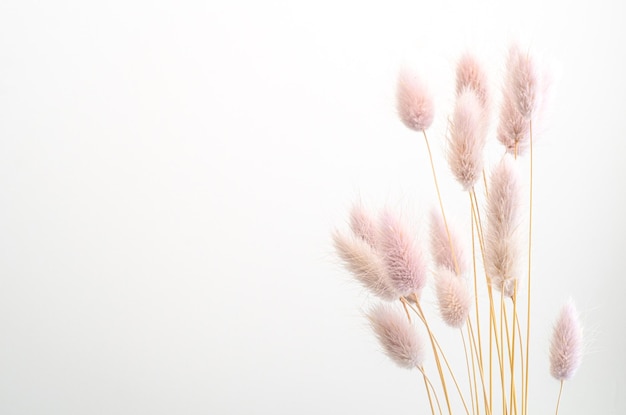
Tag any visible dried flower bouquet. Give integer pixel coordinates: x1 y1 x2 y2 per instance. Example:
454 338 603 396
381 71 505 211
333 45 583 415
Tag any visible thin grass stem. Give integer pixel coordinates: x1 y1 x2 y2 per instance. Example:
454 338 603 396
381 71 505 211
524 121 534 415
423 130 460 275
554 380 564 415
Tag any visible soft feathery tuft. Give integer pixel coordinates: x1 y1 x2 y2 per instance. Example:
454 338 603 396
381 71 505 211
456 52 490 111
367 303 425 369
434 267 472 328
429 209 466 276
497 91 530 156
349 203 378 247
550 300 583 381
497 44 545 156
377 210 427 298
396 69 435 132
506 44 539 121
333 230 398 301
484 156 522 298
447 89 487 191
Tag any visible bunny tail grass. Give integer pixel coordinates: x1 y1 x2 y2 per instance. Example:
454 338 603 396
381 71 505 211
333 230 398 301
434 267 472 328
349 203 378 247
396 69 435 132
549 300 583 381
456 52 491 111
367 303 425 369
447 89 487 191
377 210 428 298
484 156 522 298
506 44 540 121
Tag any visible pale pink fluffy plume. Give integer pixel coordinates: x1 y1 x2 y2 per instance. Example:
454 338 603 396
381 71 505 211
550 300 583 381
377 210 427 298
507 44 540 120
434 267 472 328
429 209 466 276
396 69 435 132
484 156 522 298
367 303 425 369
456 52 491 111
497 44 551 157
497 92 530 155
333 230 398 301
447 89 487 191
349 203 378 247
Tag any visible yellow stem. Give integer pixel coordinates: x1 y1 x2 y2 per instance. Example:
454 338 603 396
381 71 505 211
423 130 460 275
524 121 534 415
461 329 477 415
515 309 526 415
467 321 491 415
420 366 438 415
470 191 483 372
499 290 508 415
554 380 564 415
415 295 453 415
420 367 444 415
400 297 412 323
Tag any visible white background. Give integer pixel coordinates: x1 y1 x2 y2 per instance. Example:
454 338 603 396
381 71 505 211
1 0 624 414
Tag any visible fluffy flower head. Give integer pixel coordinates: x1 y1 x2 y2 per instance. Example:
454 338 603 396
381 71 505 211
550 300 584 381
434 267 472 328
367 304 425 369
377 210 427 297
396 69 434 132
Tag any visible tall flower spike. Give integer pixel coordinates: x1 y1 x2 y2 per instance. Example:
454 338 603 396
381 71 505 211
367 303 425 369
429 209 466 276
550 300 584 381
434 267 472 328
349 203 378 247
447 89 486 191
484 156 522 298
396 69 434 132
333 230 398 301
377 210 427 298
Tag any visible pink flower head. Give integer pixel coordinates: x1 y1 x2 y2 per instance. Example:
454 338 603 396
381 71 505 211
550 300 584 381
396 69 435 132
377 210 427 298
333 230 398 301
367 303 425 369
434 267 472 328
447 89 486 191
456 52 490 110
349 203 378 247
484 156 522 298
